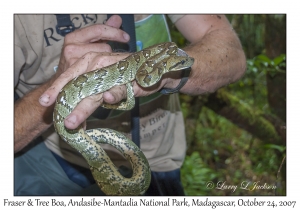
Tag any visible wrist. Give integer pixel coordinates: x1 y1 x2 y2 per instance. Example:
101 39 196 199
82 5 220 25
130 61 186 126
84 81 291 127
160 68 191 95
163 71 182 89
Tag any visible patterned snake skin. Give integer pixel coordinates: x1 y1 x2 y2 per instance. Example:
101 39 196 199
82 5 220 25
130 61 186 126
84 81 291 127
53 42 194 195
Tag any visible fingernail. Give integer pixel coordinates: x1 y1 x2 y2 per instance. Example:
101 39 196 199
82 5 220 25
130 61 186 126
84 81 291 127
90 38 99 43
123 33 130 41
65 115 76 125
39 94 50 104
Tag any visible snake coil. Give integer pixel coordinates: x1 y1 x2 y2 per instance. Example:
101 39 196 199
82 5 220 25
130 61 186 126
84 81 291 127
53 42 194 195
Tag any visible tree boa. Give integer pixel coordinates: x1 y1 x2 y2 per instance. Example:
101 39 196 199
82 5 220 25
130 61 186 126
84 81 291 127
53 42 194 195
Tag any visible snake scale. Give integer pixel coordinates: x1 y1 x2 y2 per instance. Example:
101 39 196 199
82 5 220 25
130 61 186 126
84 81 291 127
53 42 194 195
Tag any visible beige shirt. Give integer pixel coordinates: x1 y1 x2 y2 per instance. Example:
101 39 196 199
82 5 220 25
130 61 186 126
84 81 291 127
14 14 186 172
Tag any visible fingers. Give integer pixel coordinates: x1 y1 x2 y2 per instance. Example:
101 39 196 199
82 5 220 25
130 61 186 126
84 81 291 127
64 22 129 45
61 15 128 67
39 14 135 130
105 15 123 28
39 52 93 106
132 80 161 97
40 52 121 106
64 85 128 129
103 85 127 104
62 43 112 67
64 93 104 129
40 14 131 107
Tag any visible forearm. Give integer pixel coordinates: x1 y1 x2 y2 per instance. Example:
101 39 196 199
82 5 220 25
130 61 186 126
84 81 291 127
164 15 246 95
14 78 56 153
181 28 246 95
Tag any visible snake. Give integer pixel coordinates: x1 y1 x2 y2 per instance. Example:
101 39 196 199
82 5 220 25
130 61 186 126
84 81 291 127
53 42 194 195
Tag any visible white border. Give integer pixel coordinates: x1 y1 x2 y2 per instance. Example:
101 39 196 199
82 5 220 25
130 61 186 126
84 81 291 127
3 1 299 209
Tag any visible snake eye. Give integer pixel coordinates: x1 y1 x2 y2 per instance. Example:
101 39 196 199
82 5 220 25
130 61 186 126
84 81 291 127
143 74 152 84
181 60 186 64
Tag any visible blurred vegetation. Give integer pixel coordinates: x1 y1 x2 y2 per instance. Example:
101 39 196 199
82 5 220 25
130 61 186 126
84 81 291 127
168 15 286 196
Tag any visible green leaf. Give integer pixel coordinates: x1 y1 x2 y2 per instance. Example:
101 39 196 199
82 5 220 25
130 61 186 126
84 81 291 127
257 54 271 64
273 54 286 66
264 144 286 153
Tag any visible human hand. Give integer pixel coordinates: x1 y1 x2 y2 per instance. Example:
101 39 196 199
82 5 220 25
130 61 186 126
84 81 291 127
39 15 128 128
39 15 181 130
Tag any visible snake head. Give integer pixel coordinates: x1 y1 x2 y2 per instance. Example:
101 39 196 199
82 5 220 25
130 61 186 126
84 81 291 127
136 47 194 87
169 48 195 70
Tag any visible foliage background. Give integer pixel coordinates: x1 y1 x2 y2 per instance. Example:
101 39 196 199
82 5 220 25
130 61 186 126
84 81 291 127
168 15 286 196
